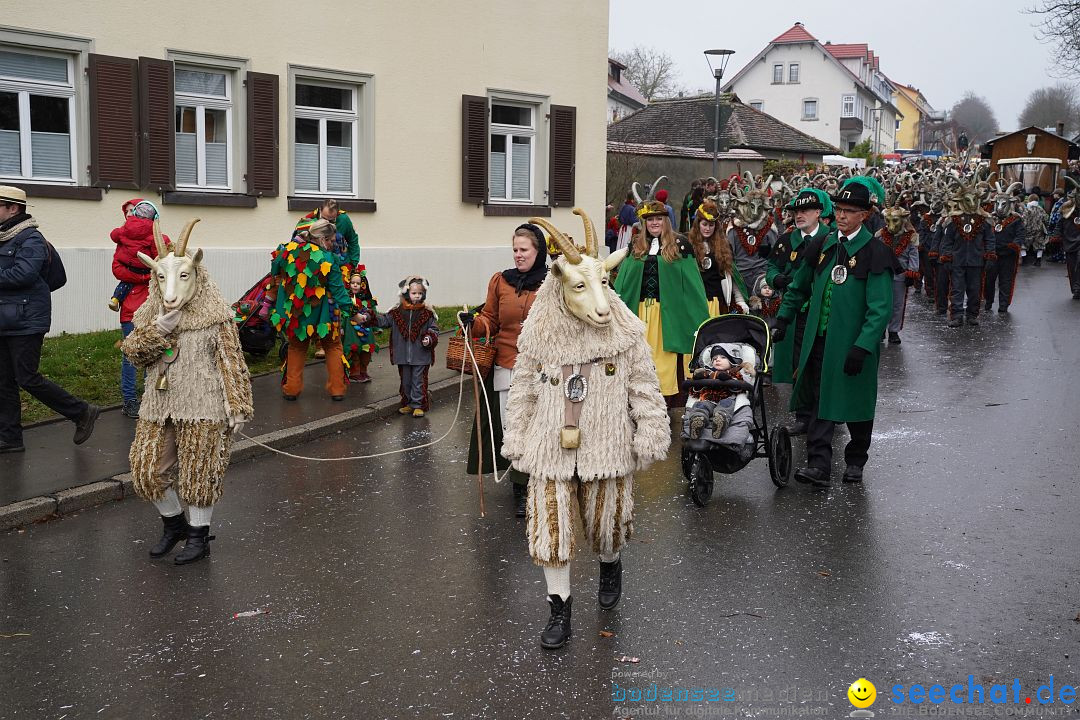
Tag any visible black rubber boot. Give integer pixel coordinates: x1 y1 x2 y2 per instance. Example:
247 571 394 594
174 526 215 565
149 513 190 558
598 559 623 610
540 595 572 649
512 482 527 518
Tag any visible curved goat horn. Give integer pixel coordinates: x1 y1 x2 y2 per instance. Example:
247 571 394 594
631 182 644 204
528 217 581 264
174 218 201 257
572 207 598 258
1065 176 1080 192
646 175 667 201
1005 181 1023 196
152 219 168 258
759 174 774 193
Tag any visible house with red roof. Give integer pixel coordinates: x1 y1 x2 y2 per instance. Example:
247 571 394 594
721 22 903 155
608 57 647 123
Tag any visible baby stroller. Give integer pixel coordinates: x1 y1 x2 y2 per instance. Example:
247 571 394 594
679 314 793 506
232 273 284 360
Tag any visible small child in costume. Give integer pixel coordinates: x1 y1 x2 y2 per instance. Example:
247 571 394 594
685 343 755 440
748 277 781 318
109 200 162 311
344 269 379 383
365 276 439 417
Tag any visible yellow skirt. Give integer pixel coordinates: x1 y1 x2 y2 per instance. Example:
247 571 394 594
707 297 723 317
637 300 690 397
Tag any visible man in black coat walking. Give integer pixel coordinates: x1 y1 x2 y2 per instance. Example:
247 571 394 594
0 186 99 453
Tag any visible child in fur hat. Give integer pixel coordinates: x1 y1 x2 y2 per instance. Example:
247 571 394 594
685 343 755 440
363 276 439 416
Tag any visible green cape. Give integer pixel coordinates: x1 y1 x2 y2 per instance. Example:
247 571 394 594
614 253 710 354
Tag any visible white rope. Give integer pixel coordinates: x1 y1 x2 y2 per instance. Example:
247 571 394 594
236 315 503 490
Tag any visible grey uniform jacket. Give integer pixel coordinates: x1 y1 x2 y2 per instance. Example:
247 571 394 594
939 215 996 267
991 214 1024 253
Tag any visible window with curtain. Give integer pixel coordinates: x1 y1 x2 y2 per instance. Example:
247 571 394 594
489 101 535 202
750 101 763 111
0 48 76 182
174 66 232 190
802 100 818 120
842 95 855 118
293 80 357 196
788 63 800 84
772 64 783 84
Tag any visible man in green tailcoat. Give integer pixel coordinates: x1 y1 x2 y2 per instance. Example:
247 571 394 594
766 188 833 435
772 181 893 488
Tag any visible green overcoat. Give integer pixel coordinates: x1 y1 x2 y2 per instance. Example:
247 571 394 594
776 226 892 422
614 247 709 354
766 222 830 384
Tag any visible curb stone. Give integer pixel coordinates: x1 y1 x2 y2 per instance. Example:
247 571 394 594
0 375 462 532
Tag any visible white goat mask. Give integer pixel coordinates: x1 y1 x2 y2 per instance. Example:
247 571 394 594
529 209 627 329
137 218 203 311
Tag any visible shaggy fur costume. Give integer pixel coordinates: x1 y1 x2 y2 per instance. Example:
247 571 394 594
503 270 669 566
122 263 253 505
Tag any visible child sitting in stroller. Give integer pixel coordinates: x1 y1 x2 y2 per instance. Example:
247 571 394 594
685 343 755 440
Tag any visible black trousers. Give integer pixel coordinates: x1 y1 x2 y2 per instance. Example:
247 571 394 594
1067 250 1080 294
949 265 984 318
803 335 874 473
983 250 1018 309
934 262 951 313
0 333 87 445
791 312 810 425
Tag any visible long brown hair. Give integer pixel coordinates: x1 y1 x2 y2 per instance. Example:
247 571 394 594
688 214 733 273
631 215 680 262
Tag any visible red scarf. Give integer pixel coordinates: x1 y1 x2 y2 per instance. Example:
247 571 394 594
880 228 915 257
734 225 771 256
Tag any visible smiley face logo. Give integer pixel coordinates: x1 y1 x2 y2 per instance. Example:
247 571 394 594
848 678 876 709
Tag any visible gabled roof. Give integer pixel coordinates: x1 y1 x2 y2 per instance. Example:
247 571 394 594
772 23 817 44
982 125 1078 148
824 43 868 59
608 57 647 107
607 95 839 156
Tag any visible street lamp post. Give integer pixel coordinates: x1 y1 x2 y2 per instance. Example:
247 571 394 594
705 49 735 179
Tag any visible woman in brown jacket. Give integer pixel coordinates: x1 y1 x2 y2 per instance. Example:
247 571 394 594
464 223 547 517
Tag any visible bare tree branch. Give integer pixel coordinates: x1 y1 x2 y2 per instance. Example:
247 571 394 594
949 92 1000 145
1026 1 1080 77
610 45 685 101
1019 83 1080 133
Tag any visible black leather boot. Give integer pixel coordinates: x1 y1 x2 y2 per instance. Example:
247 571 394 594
598 559 623 610
512 482 527 518
149 513 190 558
174 526 215 565
540 595 572 649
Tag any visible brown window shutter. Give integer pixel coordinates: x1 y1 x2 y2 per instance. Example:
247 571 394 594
139 57 174 191
246 71 279 197
549 104 576 207
461 94 488 203
88 54 140 189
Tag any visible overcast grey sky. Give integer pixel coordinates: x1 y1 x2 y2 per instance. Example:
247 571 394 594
609 0 1057 130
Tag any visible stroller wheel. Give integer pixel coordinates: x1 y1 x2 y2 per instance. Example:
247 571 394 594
688 454 713 507
768 426 792 488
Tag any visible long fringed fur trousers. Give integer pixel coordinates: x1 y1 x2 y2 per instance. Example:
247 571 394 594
129 418 232 506
526 474 634 567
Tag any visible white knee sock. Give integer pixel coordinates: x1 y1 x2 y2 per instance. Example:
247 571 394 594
600 551 621 564
1037 249 1044 258
543 564 571 600
152 487 182 517
187 505 213 528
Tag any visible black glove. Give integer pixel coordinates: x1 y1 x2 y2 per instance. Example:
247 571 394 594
771 274 791 290
457 311 475 328
904 274 915 287
843 346 869 376
771 319 790 343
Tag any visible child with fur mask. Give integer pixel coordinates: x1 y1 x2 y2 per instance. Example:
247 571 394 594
363 276 439 417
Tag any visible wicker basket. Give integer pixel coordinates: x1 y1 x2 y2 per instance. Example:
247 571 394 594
446 327 496 378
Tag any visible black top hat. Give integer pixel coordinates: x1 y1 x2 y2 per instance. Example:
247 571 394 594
787 189 823 212
829 181 872 210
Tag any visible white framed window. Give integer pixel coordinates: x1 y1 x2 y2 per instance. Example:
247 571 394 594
841 95 855 118
788 63 800 84
0 47 77 183
289 66 373 199
802 99 818 120
749 100 764 112
488 99 537 203
174 66 233 190
772 64 783 84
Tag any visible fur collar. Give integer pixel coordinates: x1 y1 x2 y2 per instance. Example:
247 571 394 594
515 271 645 365
133 262 234 331
0 216 38 244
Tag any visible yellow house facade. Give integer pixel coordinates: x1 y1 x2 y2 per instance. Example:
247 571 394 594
2 0 609 334
893 85 935 152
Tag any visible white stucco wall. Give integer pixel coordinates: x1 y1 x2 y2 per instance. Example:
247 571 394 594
6 0 610 333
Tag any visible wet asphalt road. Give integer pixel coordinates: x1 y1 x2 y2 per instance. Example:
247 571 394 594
2 265 1079 720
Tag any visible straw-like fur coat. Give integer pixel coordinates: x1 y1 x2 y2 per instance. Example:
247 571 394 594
121 266 253 505
502 274 669 482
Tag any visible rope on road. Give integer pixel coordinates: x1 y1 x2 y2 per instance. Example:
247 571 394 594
237 318 506 484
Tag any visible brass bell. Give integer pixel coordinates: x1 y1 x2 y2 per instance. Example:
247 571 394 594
157 374 169 391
